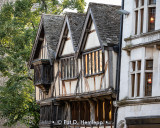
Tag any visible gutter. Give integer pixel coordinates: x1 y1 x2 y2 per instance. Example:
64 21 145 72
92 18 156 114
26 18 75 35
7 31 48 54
114 0 125 127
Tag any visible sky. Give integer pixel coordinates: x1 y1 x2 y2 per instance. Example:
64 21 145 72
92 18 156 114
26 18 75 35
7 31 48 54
85 0 121 11
86 0 121 6
64 0 121 12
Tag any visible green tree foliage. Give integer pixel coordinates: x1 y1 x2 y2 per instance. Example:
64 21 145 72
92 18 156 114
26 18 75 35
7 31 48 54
0 0 86 127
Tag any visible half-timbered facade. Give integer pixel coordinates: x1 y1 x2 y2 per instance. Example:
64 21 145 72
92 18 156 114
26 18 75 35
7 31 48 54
29 3 120 128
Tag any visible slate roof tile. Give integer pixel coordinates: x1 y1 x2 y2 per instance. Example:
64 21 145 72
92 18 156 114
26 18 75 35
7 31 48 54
42 14 65 59
66 12 86 50
88 3 121 45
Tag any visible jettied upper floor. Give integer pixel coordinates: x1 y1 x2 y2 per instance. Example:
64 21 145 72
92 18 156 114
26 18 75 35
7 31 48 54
28 3 121 104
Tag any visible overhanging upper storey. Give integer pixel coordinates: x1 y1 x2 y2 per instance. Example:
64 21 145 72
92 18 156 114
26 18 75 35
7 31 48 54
77 3 121 56
28 14 64 94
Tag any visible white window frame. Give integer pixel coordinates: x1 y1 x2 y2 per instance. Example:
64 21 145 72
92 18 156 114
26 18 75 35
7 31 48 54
133 0 156 35
130 60 142 98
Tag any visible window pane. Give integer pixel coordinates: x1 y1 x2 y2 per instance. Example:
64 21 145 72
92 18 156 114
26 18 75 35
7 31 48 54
149 0 156 4
103 101 105 121
73 58 75 77
70 58 73 78
140 9 144 33
135 0 139 8
132 61 136 71
131 74 135 97
146 60 153 70
100 50 103 72
63 60 66 78
92 52 95 74
137 60 141 70
75 59 77 77
137 73 141 97
89 53 91 75
67 59 70 78
61 60 64 79
135 11 138 34
96 51 99 73
145 73 152 96
85 55 88 75
148 7 156 32
141 0 144 6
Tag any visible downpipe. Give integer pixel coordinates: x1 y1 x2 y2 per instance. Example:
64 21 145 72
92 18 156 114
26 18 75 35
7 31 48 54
114 0 124 127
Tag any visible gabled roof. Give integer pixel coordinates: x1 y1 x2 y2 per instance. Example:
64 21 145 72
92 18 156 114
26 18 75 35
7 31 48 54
29 14 64 68
43 14 64 59
55 12 86 58
78 3 121 53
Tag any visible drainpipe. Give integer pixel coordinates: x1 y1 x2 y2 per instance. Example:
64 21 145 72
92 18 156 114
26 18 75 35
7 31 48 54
114 0 124 127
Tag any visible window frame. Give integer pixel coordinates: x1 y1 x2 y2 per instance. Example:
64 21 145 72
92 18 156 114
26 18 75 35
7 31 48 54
134 0 156 34
134 0 145 35
144 59 153 97
83 48 104 77
60 56 78 81
130 60 142 98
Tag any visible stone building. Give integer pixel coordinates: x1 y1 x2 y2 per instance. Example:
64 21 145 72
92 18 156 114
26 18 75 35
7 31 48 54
29 3 120 128
116 0 160 127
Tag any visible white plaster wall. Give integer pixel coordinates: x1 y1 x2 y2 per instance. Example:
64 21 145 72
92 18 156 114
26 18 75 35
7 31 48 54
119 51 130 100
62 32 74 55
155 0 160 30
105 50 109 89
112 51 117 89
152 49 160 96
118 0 160 126
54 62 59 97
38 38 49 59
36 87 40 101
61 80 77 95
117 104 160 128
118 0 134 100
119 0 160 100
84 23 100 50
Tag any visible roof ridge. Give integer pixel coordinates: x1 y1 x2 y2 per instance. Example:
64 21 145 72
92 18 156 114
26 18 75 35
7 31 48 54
65 12 85 16
88 2 121 7
42 13 64 17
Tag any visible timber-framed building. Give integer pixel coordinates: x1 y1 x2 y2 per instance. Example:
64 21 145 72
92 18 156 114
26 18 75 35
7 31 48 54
29 3 120 128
